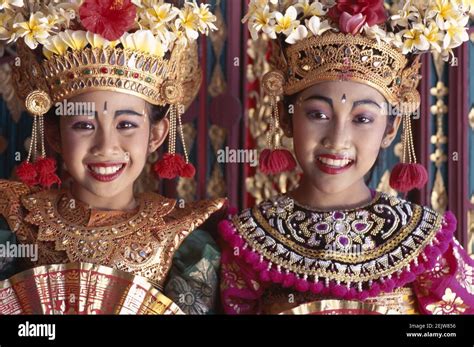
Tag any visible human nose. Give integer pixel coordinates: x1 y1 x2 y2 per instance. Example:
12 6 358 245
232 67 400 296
90 126 122 158
321 117 351 150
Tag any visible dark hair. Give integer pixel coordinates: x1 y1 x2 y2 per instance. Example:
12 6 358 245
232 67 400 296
281 93 397 185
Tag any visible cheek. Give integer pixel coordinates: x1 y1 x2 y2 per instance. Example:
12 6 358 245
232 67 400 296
292 113 322 152
59 127 89 169
353 125 385 167
123 129 150 164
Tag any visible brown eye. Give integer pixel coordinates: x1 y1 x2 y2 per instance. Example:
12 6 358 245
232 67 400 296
354 115 373 124
307 111 328 120
117 121 138 129
72 122 94 130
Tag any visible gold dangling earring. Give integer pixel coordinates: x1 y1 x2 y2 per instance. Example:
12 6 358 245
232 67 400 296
259 71 297 175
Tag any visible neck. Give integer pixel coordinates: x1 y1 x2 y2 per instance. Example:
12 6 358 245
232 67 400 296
289 177 373 211
70 182 137 211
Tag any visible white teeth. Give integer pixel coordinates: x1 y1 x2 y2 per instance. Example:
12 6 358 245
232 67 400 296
89 164 123 175
317 157 352 168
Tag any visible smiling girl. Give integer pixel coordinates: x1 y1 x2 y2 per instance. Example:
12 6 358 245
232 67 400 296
219 0 474 315
0 0 224 314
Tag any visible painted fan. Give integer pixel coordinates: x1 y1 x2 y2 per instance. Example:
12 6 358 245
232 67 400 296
0 262 183 315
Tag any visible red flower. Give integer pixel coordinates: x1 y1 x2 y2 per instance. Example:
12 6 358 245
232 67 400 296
79 0 137 41
328 0 387 28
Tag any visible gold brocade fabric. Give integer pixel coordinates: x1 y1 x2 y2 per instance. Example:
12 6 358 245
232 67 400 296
262 285 419 315
0 180 225 289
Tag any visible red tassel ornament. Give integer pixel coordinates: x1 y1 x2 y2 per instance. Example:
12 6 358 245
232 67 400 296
259 148 297 175
152 104 196 180
35 157 62 188
389 113 427 193
16 161 39 187
389 162 427 193
258 83 297 175
17 91 61 189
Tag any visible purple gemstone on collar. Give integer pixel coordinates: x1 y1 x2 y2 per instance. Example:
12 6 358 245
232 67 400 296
355 223 366 231
316 224 328 231
339 236 349 246
333 211 344 220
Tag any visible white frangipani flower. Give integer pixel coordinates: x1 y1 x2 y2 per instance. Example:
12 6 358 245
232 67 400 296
306 16 331 36
0 0 24 11
13 12 50 49
442 16 469 49
274 6 299 36
249 5 276 40
295 0 327 18
285 24 308 44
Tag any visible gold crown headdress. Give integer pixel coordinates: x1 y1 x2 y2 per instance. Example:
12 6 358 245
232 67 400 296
1 0 218 187
244 0 471 192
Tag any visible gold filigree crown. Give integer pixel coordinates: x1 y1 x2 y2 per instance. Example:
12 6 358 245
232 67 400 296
244 0 471 109
1 0 219 183
13 39 201 108
266 32 422 109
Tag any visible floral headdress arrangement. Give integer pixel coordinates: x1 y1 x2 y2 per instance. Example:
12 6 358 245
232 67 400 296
0 0 218 187
243 0 471 193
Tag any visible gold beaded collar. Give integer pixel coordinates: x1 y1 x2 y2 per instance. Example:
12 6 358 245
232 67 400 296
22 189 176 264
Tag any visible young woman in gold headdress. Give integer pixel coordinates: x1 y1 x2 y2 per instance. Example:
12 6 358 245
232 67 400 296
219 0 474 315
0 0 224 314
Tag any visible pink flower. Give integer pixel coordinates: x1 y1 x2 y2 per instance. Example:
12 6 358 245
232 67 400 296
339 12 366 34
328 0 387 28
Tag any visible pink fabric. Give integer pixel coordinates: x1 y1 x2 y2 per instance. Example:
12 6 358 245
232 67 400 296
219 211 474 315
413 240 474 314
220 243 267 314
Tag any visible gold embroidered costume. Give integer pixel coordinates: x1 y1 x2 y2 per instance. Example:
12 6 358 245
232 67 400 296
0 180 224 290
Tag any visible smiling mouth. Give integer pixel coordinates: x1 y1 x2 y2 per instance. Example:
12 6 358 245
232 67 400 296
86 163 127 182
317 157 354 168
315 154 354 174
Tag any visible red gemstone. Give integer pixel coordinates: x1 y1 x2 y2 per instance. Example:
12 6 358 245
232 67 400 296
100 67 108 73
132 72 139 78
67 72 75 79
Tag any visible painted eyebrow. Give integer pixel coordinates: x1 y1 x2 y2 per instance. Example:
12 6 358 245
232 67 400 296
114 110 143 117
303 95 381 110
352 99 382 110
303 95 333 108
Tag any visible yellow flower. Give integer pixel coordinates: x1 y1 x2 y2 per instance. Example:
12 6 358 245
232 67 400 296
442 16 469 49
0 0 23 11
455 0 474 14
58 30 87 51
175 5 199 41
275 6 299 36
242 0 277 23
402 24 429 54
121 30 165 58
42 34 68 59
192 2 217 35
13 12 50 49
85 32 113 49
423 22 443 53
295 0 327 18
146 2 179 25
428 0 463 29
249 5 276 40
426 288 468 314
